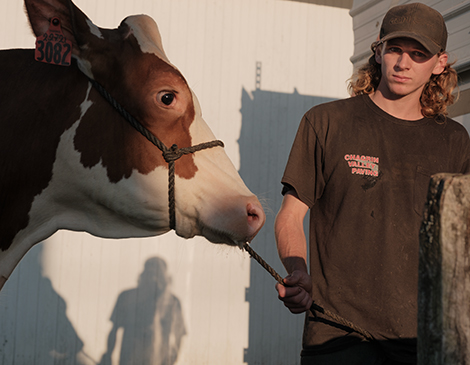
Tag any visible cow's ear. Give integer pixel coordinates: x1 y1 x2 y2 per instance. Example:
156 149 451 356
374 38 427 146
25 0 91 57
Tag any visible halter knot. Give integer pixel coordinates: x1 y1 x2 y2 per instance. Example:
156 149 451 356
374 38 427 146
163 144 183 163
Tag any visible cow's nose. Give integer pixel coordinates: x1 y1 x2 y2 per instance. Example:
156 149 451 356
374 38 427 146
246 201 265 241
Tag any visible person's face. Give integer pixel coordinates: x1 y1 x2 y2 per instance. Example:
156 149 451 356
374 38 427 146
375 37 448 100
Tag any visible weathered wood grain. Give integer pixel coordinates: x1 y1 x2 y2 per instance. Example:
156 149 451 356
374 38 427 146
419 173 470 365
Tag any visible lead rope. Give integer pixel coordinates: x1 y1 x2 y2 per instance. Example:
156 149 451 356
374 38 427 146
243 242 374 341
87 77 224 230
87 77 372 340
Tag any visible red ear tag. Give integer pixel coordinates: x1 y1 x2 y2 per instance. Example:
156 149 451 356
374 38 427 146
35 17 72 66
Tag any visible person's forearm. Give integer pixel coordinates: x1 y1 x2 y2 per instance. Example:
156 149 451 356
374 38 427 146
275 208 308 275
274 192 312 313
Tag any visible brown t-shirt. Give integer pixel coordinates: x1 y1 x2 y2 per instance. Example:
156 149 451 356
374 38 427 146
282 94 470 361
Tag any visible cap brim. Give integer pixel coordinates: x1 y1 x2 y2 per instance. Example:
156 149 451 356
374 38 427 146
380 31 441 55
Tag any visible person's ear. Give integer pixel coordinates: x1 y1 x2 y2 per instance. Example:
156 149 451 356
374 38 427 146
375 43 383 65
432 53 448 75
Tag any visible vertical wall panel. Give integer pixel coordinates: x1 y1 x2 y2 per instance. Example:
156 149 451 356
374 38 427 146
0 1 353 364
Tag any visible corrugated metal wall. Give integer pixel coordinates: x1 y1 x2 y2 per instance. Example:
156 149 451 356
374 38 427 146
0 1 354 364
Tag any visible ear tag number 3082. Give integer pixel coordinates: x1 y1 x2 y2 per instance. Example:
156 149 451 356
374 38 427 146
35 17 72 66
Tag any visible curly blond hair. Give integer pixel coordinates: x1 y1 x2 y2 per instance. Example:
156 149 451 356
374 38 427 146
348 42 458 118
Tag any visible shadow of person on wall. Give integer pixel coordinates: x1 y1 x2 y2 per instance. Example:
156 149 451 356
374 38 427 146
99 257 186 365
0 243 93 364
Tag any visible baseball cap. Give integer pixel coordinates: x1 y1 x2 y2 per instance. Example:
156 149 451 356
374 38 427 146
379 3 447 55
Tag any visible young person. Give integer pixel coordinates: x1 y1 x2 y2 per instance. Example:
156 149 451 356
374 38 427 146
275 3 470 364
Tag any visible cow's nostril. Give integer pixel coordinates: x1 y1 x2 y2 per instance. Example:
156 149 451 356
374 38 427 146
248 212 258 223
246 202 266 230
247 203 257 218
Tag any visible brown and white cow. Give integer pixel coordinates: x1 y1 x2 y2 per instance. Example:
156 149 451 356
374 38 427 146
0 0 265 291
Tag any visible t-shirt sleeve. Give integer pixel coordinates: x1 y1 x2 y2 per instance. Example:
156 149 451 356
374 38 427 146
459 128 470 174
281 111 326 208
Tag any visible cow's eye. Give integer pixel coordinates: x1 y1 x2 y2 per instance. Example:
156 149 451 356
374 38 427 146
159 92 175 106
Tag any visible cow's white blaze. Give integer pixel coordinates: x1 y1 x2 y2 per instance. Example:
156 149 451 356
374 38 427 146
173 92 258 244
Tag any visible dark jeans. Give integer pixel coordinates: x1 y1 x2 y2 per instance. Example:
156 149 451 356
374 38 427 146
301 342 415 365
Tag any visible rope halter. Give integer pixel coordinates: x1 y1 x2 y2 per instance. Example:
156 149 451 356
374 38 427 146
87 77 224 231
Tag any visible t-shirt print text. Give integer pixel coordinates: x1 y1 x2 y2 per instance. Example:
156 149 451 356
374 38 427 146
344 154 379 177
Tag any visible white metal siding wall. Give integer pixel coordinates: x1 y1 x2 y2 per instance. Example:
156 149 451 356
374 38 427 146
0 1 354 364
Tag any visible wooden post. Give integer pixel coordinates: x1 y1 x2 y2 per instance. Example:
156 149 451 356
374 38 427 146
419 173 470 365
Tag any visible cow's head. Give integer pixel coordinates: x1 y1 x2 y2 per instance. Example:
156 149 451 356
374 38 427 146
22 0 265 246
